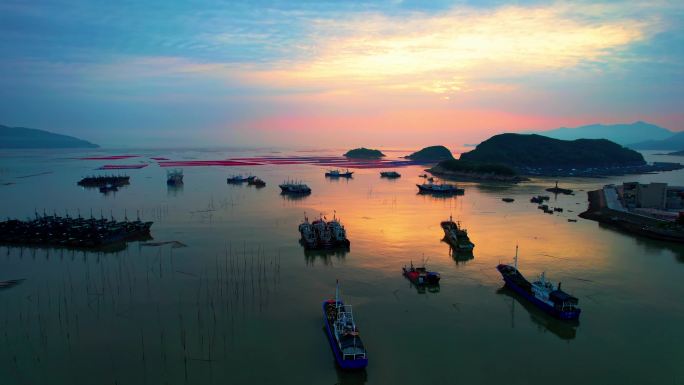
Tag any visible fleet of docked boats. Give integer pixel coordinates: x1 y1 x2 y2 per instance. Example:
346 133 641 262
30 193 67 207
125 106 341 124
298 214 350 250
0 213 153 249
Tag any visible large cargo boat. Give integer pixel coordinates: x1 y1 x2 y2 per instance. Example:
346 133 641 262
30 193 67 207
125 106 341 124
440 216 475 251
496 247 581 320
323 282 368 370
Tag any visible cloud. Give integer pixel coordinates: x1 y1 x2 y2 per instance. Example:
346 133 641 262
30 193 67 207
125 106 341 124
240 3 660 95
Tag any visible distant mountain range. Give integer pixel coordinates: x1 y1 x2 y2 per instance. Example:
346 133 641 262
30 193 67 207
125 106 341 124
534 121 673 146
629 131 684 150
0 124 98 149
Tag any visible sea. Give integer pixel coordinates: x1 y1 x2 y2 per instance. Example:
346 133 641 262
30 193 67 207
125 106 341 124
0 147 683 385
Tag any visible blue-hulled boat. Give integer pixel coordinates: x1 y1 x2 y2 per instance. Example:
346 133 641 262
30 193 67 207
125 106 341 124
496 246 581 320
323 282 368 370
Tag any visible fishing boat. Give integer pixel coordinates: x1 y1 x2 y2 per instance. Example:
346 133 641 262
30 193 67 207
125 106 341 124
402 261 440 285
279 180 311 194
417 182 463 194
248 177 266 187
441 216 475 250
531 195 551 203
325 169 354 178
323 282 368 370
380 171 401 178
227 175 248 184
299 213 350 249
78 175 130 188
502 198 515 203
166 169 183 185
496 247 581 320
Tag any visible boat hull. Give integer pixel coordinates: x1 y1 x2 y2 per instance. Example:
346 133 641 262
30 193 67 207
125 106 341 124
417 185 464 194
322 300 368 370
497 265 581 320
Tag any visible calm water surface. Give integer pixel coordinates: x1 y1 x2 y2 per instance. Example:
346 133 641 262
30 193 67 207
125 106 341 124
0 148 683 385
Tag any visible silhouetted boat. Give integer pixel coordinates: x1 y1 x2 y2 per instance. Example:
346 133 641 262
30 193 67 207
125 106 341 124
279 180 311 194
166 169 183 185
248 177 266 187
326 169 354 178
546 181 573 195
299 214 350 250
417 182 463 194
380 171 400 178
323 281 368 370
441 216 474 250
227 175 255 184
496 246 581 320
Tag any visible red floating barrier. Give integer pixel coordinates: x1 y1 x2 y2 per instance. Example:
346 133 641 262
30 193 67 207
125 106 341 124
97 164 148 170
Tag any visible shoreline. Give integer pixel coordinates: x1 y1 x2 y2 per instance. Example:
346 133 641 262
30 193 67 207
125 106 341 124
427 165 528 183
579 189 684 244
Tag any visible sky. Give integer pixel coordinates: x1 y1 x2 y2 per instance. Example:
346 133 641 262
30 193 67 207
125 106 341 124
1 0 683 148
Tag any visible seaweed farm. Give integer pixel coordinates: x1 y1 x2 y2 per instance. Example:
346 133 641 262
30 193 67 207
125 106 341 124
0 148 683 384
0 244 281 384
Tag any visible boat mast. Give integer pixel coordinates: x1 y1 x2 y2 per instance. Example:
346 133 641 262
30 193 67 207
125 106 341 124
335 279 339 305
514 245 519 270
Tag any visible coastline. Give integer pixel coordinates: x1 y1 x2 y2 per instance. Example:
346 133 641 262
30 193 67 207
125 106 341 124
579 189 684 244
427 165 529 183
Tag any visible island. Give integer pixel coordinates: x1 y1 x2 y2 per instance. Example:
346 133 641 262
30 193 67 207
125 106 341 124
343 148 385 159
427 159 527 182
665 150 684 156
457 133 682 177
1 124 99 149
403 145 454 162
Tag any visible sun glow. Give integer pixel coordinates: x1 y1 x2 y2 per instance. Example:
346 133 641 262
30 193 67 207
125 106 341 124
246 5 652 94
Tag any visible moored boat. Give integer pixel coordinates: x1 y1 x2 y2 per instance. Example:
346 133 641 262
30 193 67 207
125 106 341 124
323 282 368 370
440 216 475 250
325 169 354 178
226 175 251 184
496 247 581 320
299 213 350 249
402 261 440 285
279 180 311 194
248 177 266 187
166 169 184 185
417 182 463 194
380 171 401 178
